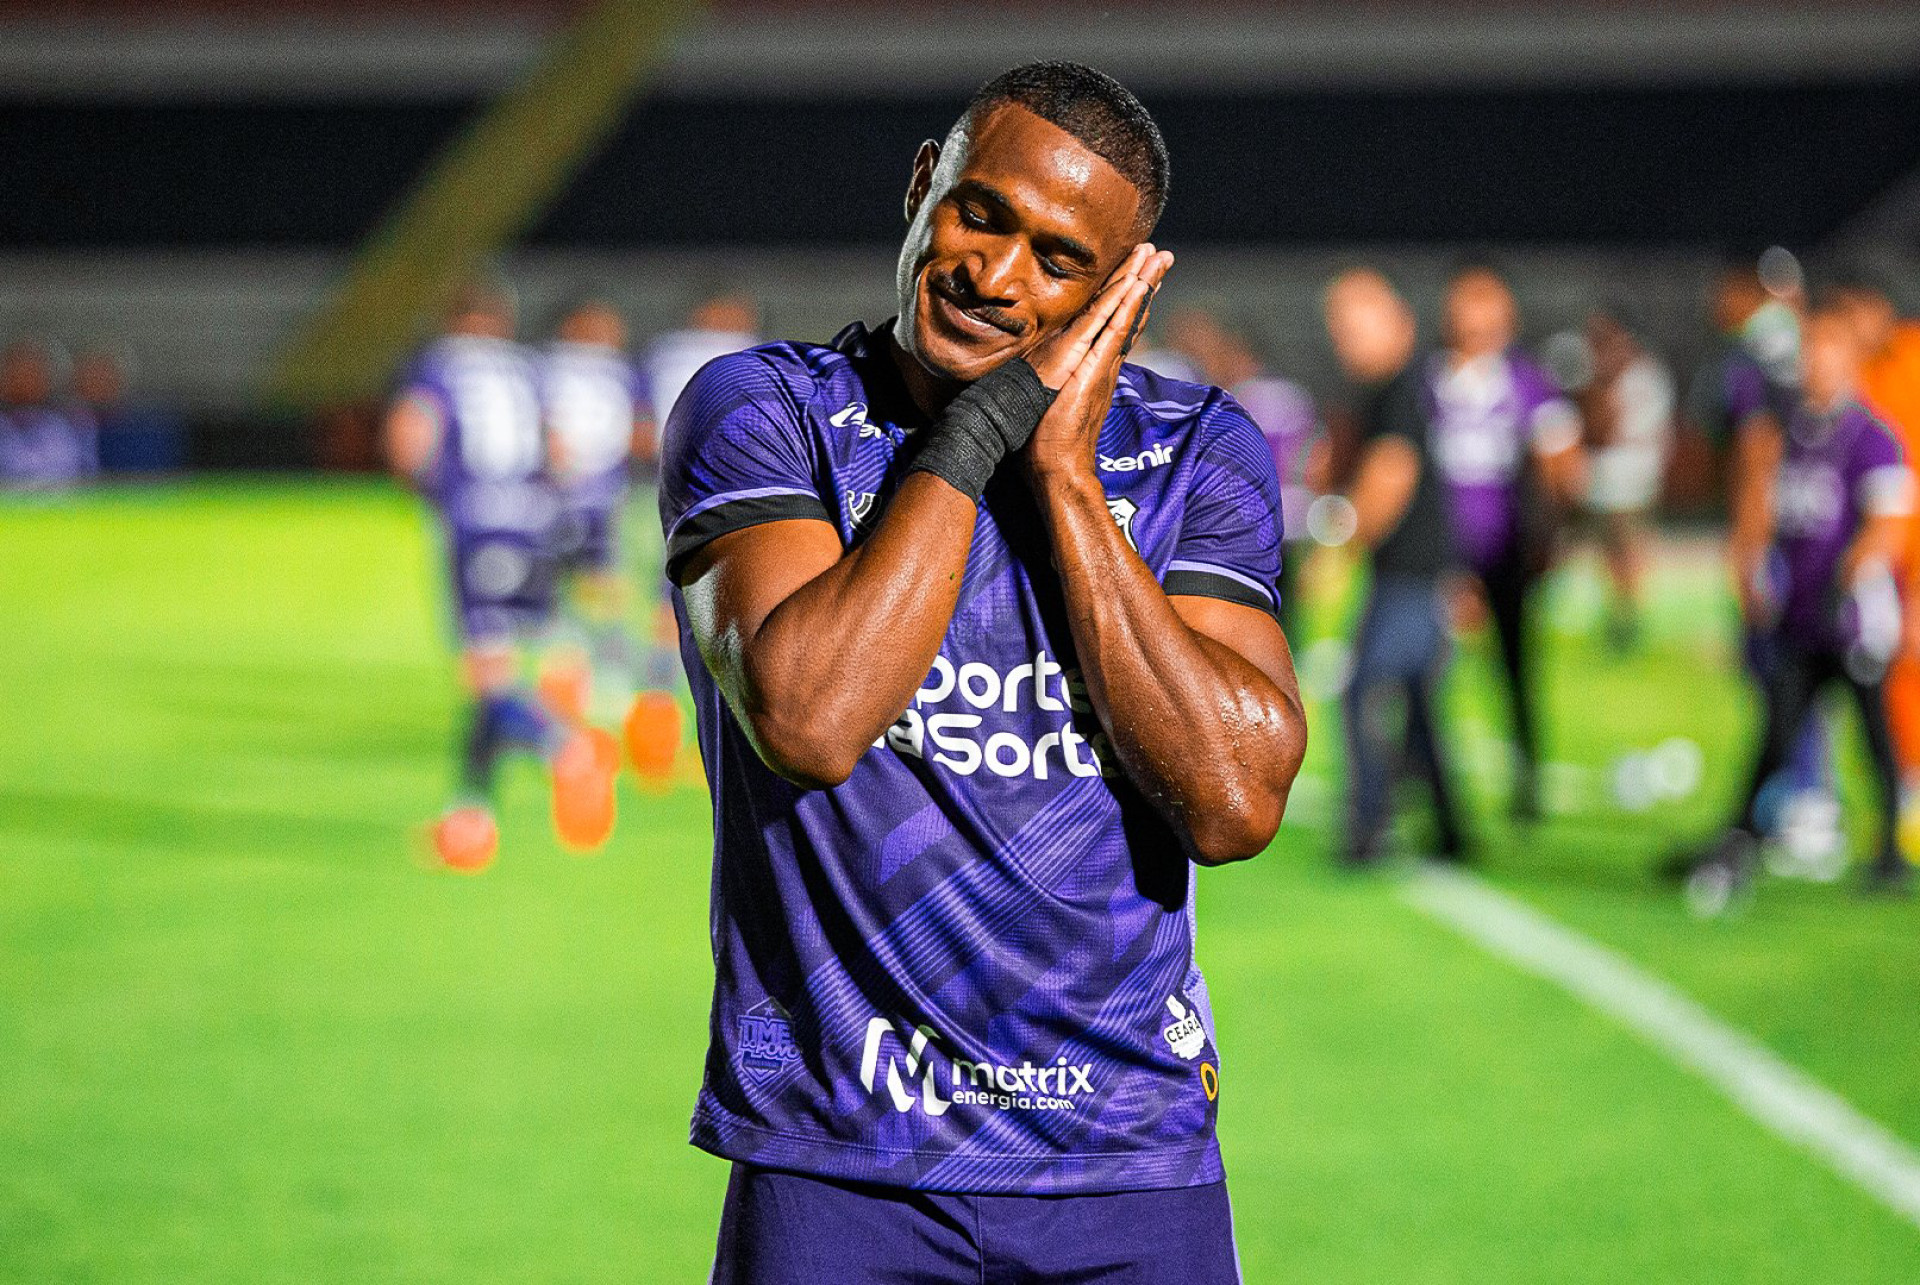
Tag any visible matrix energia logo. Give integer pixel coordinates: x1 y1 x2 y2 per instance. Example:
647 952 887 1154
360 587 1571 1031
860 1018 950 1116
859 1018 1096 1116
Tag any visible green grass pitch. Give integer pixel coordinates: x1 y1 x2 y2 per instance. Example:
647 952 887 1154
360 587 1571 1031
3 481 1919 1281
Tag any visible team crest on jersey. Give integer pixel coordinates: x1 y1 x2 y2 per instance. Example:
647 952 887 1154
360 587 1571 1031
1106 496 1140 550
1162 995 1206 1061
738 998 799 1082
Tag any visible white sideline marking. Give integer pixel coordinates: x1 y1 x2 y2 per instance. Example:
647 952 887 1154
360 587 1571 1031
1400 863 1920 1230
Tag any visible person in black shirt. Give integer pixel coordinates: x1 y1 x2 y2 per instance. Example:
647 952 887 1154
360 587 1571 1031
1323 268 1468 865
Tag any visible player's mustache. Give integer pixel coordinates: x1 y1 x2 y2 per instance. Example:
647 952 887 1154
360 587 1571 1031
927 271 1028 337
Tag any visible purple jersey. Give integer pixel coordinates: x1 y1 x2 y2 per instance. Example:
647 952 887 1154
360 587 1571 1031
1426 349 1578 569
1771 399 1911 646
1231 375 1317 543
399 335 556 640
0 403 98 490
659 322 1284 1196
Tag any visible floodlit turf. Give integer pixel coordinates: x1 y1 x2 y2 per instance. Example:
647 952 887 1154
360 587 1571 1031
2 480 1917 1282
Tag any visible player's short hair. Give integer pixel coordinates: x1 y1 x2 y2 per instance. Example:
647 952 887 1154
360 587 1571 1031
1447 253 1510 286
961 60 1170 233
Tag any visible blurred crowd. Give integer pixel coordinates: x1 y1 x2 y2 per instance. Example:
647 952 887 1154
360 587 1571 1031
0 337 183 488
1294 253 1920 907
354 250 1920 899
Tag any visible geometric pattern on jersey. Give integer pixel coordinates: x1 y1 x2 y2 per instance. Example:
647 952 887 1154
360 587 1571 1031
658 321 1284 1194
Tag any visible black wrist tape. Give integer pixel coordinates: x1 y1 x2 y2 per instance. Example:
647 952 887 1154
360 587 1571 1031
908 359 1057 500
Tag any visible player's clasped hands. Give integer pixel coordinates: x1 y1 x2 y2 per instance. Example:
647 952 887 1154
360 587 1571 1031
1023 243 1176 478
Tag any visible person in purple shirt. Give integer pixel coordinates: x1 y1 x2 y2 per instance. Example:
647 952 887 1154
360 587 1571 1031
1671 258 1838 871
1428 262 1584 819
660 62 1305 1283
1168 308 1321 634
0 339 97 491
385 283 618 871
1685 307 1913 909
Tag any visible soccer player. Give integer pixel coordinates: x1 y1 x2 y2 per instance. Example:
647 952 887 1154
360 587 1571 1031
1685 307 1913 908
1576 305 1676 651
1325 268 1469 866
385 284 618 871
537 294 682 776
1678 259 1840 869
1828 269 1920 815
1428 262 1583 819
72 343 185 474
0 338 97 491
1168 308 1321 634
660 62 1305 1283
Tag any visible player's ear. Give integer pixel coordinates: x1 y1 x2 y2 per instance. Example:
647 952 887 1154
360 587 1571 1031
904 139 941 224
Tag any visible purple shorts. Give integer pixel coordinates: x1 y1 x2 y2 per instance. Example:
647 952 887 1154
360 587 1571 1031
710 1164 1242 1284
449 529 555 644
553 502 619 574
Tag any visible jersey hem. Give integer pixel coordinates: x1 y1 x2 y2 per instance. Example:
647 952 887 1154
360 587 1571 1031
689 1105 1225 1196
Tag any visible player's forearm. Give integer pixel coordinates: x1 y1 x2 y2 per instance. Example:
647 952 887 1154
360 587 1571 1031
1728 416 1781 560
1843 515 1906 584
734 473 977 787
1033 468 1303 864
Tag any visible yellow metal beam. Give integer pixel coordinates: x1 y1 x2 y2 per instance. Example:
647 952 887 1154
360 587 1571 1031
265 0 702 411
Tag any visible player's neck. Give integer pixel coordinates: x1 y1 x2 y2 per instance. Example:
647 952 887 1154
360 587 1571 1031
882 322 966 419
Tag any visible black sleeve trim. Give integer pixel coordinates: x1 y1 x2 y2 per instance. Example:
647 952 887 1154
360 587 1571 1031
1162 568 1280 621
665 493 834 581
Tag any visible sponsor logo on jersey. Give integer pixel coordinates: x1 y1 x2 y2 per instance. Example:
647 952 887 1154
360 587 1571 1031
1774 461 1843 535
738 998 799 1082
858 1018 1094 1115
859 1018 950 1116
1162 995 1207 1061
1106 496 1140 551
873 651 1121 781
1098 442 1175 473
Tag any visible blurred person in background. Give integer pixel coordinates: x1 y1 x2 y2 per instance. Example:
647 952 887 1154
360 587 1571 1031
1828 268 1920 829
1326 268 1469 867
1574 304 1676 651
1168 308 1322 633
72 343 185 474
1682 306 1912 910
385 282 619 872
1682 255 1843 870
1125 329 1200 382
642 292 761 429
0 337 97 491
1428 261 1584 819
538 295 682 782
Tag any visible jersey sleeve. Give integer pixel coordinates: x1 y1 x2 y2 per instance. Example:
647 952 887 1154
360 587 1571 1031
1161 393 1286 620
658 349 832 581
1854 412 1914 518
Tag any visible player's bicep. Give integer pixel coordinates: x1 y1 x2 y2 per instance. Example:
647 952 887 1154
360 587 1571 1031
678 518 845 683
1169 594 1299 702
